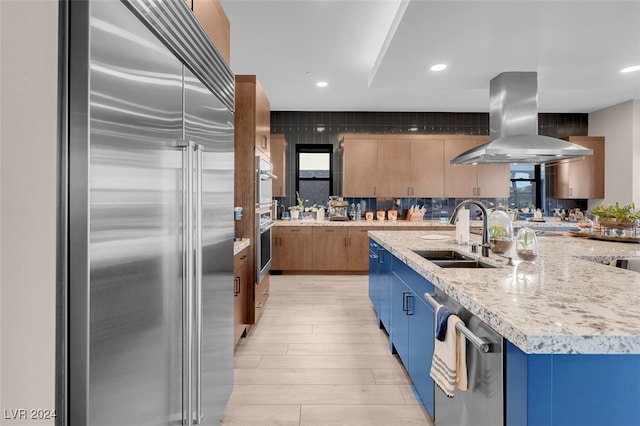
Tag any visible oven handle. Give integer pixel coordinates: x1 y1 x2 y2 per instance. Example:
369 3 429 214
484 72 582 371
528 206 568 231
259 170 278 180
259 221 277 233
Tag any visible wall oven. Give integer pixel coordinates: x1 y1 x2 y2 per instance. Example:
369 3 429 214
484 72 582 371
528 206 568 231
256 155 275 208
256 209 275 283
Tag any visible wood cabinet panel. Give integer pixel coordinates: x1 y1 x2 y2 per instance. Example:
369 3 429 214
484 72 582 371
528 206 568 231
377 139 412 196
312 227 349 270
233 246 249 345
272 226 313 270
444 136 509 198
343 135 503 198
444 138 480 197
192 0 230 65
254 274 269 323
411 138 445 197
554 136 605 199
235 74 271 324
271 134 286 197
342 137 378 196
347 227 371 271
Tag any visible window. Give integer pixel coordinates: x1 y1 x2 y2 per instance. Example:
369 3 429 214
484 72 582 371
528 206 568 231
509 164 541 209
296 144 333 206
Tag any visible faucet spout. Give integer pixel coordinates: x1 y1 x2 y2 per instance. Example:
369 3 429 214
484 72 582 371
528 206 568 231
449 199 493 257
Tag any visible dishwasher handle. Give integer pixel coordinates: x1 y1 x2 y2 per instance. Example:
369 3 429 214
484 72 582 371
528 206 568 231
424 292 492 353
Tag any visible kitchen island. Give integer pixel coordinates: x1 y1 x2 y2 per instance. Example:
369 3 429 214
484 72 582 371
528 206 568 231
369 229 640 426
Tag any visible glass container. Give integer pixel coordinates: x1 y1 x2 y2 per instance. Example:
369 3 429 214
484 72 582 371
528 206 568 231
515 226 538 262
488 209 514 254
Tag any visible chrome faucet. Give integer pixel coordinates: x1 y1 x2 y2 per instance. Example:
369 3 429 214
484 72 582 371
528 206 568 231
449 199 493 257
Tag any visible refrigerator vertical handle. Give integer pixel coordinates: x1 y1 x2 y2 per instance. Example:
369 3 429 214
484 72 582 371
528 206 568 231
176 140 195 426
194 144 203 424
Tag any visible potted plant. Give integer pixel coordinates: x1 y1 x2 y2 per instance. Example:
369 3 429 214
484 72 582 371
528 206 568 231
516 226 538 262
288 191 305 220
590 202 640 228
488 210 514 254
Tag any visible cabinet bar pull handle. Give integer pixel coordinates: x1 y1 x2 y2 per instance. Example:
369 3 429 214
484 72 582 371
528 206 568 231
423 293 491 353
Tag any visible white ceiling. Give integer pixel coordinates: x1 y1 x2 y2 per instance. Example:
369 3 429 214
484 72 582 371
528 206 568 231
221 0 640 113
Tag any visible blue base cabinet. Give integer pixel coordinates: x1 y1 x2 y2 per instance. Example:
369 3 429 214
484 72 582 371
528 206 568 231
506 341 640 426
389 257 435 417
368 239 391 332
371 244 640 425
368 240 380 318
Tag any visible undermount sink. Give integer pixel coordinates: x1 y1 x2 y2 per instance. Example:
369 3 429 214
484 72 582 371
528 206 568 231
411 249 469 261
431 259 496 269
411 249 497 269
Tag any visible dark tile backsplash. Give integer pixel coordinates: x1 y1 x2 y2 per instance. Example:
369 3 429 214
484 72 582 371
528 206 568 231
272 111 589 216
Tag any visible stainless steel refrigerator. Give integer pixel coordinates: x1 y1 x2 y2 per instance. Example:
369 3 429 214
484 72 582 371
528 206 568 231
64 1 234 424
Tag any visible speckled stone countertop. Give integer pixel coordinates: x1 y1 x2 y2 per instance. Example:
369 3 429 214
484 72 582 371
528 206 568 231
275 218 579 231
275 219 474 227
369 230 640 355
233 238 250 255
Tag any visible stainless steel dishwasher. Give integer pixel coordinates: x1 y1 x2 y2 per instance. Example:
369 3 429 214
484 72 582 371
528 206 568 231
424 290 504 426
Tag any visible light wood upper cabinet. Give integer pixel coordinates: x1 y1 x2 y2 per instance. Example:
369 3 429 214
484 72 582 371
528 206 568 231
377 137 445 197
444 136 510 198
377 139 411 196
342 136 378 196
411 138 445 197
270 134 287 197
192 0 230 65
236 75 271 159
342 134 509 198
554 136 605 199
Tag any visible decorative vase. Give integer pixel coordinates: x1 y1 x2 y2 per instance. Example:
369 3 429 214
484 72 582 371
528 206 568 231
291 210 300 220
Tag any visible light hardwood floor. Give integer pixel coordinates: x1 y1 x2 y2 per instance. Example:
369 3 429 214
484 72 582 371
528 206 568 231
220 274 434 425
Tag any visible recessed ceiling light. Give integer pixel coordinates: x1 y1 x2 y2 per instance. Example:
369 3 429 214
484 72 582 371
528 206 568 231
430 64 447 72
316 81 328 87
621 65 640 73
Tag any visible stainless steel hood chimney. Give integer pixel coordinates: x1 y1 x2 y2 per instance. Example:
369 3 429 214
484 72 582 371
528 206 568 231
450 72 592 164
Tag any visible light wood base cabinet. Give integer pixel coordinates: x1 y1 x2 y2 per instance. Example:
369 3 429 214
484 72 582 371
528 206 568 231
347 227 371 271
254 274 269 323
272 226 313 271
233 245 249 345
312 227 350 270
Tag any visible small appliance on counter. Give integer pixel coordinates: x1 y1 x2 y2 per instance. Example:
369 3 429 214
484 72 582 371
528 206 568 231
328 197 349 221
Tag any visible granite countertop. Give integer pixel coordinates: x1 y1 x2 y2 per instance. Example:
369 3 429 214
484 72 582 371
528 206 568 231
369 229 640 355
233 238 250 255
275 217 579 230
275 219 473 227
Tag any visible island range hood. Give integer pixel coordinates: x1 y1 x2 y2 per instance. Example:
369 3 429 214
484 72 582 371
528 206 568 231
450 72 592 165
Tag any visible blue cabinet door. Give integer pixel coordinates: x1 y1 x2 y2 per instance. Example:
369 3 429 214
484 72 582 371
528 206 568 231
390 271 410 365
368 240 379 316
378 247 391 332
408 295 435 417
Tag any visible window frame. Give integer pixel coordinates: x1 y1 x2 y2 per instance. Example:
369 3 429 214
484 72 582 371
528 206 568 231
295 144 333 200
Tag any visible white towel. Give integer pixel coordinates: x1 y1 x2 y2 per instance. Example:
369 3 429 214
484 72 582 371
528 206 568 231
430 314 468 397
